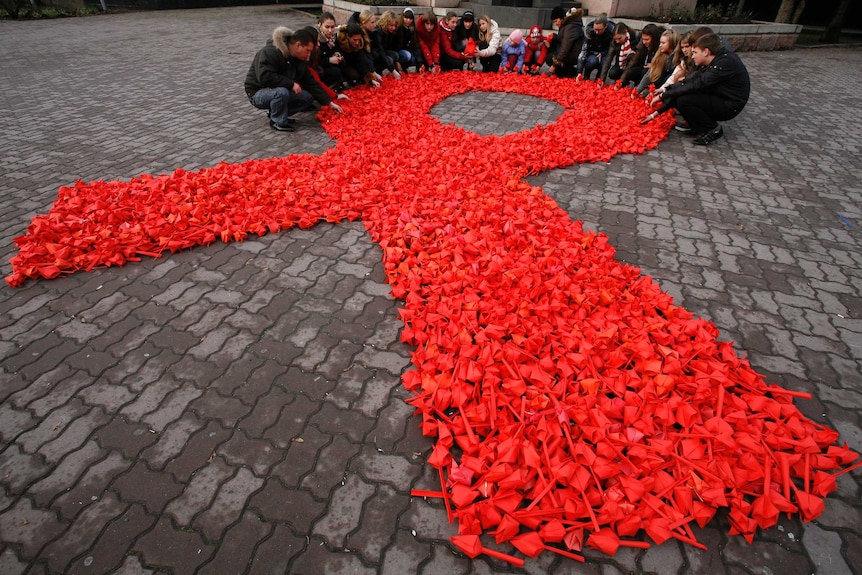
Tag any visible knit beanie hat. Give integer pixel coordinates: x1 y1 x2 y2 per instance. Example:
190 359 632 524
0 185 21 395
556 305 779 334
550 6 565 20
509 29 523 44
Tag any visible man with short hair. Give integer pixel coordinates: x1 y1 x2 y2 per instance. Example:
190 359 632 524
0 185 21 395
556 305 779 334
245 26 344 132
577 14 613 80
641 32 750 146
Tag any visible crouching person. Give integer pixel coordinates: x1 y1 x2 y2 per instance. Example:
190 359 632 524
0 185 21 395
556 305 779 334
641 32 749 146
245 26 344 132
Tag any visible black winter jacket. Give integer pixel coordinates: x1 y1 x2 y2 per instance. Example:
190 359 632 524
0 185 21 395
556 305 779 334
662 49 750 111
244 28 331 105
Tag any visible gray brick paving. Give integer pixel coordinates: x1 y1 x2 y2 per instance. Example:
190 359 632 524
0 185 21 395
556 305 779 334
1 6 861 574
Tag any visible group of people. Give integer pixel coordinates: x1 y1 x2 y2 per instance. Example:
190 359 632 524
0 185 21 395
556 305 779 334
244 8 750 145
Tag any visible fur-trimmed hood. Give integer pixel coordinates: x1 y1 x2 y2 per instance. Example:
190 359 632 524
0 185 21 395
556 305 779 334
272 26 293 58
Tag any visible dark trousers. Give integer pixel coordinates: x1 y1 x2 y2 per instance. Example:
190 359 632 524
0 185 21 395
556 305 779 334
440 53 464 71
480 54 501 72
674 93 743 133
552 62 578 78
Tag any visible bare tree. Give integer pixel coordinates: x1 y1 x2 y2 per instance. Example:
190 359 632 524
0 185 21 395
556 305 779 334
820 0 851 42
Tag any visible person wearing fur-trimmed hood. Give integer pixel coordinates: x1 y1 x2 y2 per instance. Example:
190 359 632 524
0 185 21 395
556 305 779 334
548 7 584 78
244 26 343 132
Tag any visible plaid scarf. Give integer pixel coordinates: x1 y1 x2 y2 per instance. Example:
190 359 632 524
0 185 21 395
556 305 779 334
618 33 633 67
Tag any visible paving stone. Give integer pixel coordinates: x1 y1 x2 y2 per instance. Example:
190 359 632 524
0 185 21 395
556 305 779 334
352 486 417 561
219 430 283 476
247 523 303 575
112 460 184 515
300 435 363 500
93 417 159 459
351 445 422 491
249 478 325 530
802 522 853 575
723 534 813 575
0 548 28 575
165 457 234 527
269 425 331 488
312 401 375 444
0 444 52 496
188 388 252 428
0 403 40 445
27 440 106 507
263 392 322 449
379 528 433 575
313 473 376 548
193 466 264 541
38 490 126 573
640 540 684 574
0 496 66 559
163 420 232 483
134 516 215 574
53 451 131 520
139 412 205 470
21 369 94 418
289 537 376 575
198 510 271 575
419 545 470 575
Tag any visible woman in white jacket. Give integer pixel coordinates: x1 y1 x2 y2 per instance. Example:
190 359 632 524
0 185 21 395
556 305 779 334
475 15 502 72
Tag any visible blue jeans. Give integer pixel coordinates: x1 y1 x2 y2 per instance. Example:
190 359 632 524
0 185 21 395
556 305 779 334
398 49 416 69
582 54 601 79
249 87 315 128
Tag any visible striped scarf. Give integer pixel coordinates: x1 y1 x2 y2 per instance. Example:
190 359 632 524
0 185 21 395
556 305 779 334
618 33 633 67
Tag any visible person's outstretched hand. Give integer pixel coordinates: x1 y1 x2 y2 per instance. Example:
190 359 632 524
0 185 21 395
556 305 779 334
640 111 658 124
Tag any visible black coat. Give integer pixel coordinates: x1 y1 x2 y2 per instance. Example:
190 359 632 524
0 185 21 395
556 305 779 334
664 49 750 110
244 34 331 105
553 14 584 68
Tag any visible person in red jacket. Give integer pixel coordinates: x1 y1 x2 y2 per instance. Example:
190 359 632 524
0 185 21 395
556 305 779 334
439 11 470 71
524 25 548 74
416 10 440 72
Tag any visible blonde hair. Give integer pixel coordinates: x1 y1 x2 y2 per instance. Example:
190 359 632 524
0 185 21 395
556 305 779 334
478 15 493 42
358 9 376 26
649 29 679 83
377 10 398 30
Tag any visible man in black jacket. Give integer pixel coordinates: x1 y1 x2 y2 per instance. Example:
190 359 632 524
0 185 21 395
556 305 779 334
245 27 344 132
577 14 613 80
642 32 750 146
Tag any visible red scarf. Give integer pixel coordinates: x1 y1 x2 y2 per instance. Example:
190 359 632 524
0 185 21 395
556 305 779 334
618 33 633 67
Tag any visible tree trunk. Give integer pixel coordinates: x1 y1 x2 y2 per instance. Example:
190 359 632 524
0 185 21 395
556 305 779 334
791 0 807 23
820 0 851 42
775 0 803 23
734 0 747 18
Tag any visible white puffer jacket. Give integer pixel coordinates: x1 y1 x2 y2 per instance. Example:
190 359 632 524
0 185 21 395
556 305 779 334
476 18 502 58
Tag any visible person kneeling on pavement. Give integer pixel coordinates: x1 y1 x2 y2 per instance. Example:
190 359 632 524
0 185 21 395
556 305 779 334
245 26 344 132
641 32 749 146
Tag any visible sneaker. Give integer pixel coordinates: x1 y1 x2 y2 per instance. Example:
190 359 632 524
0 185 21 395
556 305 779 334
673 123 692 133
269 120 295 132
693 124 723 146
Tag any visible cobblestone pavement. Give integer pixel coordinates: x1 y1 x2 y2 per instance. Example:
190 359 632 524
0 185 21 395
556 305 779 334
1 6 861 575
